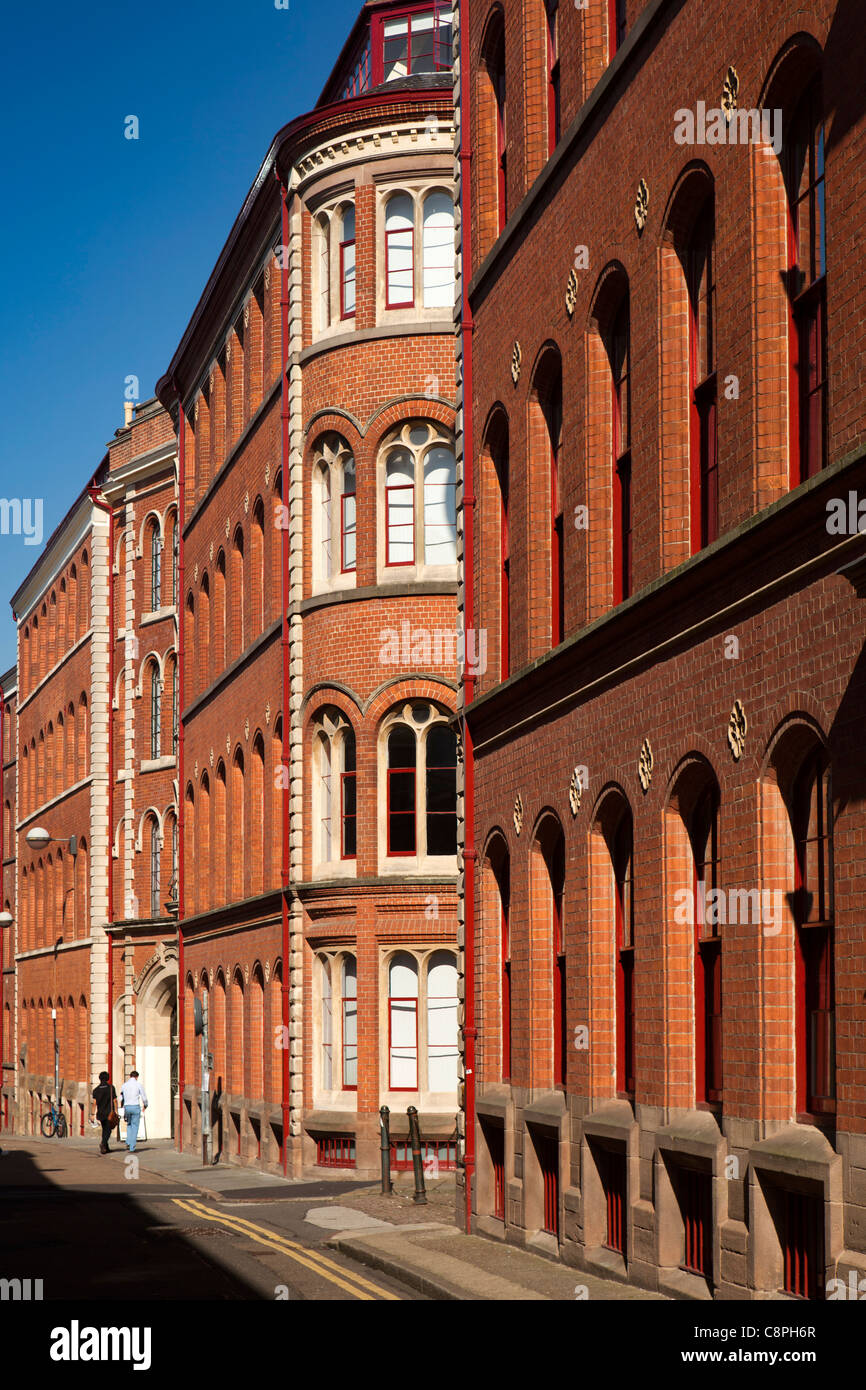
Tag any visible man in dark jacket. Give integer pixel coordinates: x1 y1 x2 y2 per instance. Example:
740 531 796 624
90 1072 117 1154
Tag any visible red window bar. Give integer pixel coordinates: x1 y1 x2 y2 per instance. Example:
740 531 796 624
390 1140 456 1171
545 0 560 154
793 748 835 1118
687 197 718 551
386 726 416 855
679 1166 713 1280
497 443 510 679
613 810 635 1098
547 379 564 647
691 783 722 1105
340 464 356 573
599 1146 628 1258
608 0 627 58
536 1132 560 1238
610 295 632 603
781 1189 823 1300
501 880 512 1082
316 1134 357 1169
339 219 356 320
340 736 357 860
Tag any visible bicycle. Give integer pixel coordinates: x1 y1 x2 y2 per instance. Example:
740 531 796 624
40 1100 68 1138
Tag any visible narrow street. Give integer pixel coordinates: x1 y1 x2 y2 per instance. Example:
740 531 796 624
0 1136 424 1302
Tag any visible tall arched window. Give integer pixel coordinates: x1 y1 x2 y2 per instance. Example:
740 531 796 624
312 435 356 589
544 0 560 154
485 18 507 234
531 353 564 646
251 499 265 633
147 662 160 759
608 0 626 58
427 951 458 1090
199 573 211 689
230 971 245 1094
321 957 333 1090
342 456 356 573
387 724 416 854
342 957 358 1090
251 735 264 895
492 419 510 678
792 746 834 1116
612 806 635 1096
383 704 457 861
168 510 179 606
689 782 722 1105
319 464 332 581
340 205 356 319
383 422 456 570
388 952 419 1090
785 77 826 484
149 522 163 610
149 816 160 916
422 192 455 308
385 193 415 308
607 292 632 602
230 529 244 660
687 195 718 549
312 710 357 867
231 751 245 899
214 550 226 670
316 214 331 331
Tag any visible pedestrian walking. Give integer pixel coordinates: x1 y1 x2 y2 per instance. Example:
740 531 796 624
119 1070 149 1152
90 1072 118 1155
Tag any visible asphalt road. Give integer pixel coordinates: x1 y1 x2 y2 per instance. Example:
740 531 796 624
0 1136 424 1302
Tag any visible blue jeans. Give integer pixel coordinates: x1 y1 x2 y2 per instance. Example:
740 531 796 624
124 1106 141 1151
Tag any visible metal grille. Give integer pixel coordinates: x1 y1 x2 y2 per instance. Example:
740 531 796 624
679 1166 712 1279
600 1147 627 1257
536 1133 559 1237
316 1134 356 1169
782 1189 823 1300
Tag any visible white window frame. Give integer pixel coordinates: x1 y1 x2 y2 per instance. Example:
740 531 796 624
311 708 357 879
377 420 457 582
379 946 459 1106
314 949 359 1105
311 435 357 595
377 702 458 874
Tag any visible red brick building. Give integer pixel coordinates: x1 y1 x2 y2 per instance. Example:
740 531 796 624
155 0 461 1176
1 663 17 1131
458 0 866 1299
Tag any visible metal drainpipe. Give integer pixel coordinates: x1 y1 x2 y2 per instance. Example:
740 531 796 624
459 0 477 1236
278 173 292 1175
88 486 114 1102
176 400 186 1151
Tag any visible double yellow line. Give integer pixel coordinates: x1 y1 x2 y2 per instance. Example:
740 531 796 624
172 1196 400 1301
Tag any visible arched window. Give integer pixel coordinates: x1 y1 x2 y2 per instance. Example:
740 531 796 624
606 292 632 602
167 510 179 606
688 781 722 1105
341 456 356 573
319 464 332 580
687 195 718 549
612 807 635 1096
251 499 265 634
500 853 512 1079
312 710 356 866
342 957 357 1089
427 951 458 1090
422 191 455 308
316 215 331 331
214 550 226 670
229 971 244 1094
383 704 457 861
531 352 564 646
199 573 210 688
383 421 456 570
149 816 160 916
149 522 163 610
184 784 196 916
149 663 161 759
231 750 245 899
785 77 826 483
492 421 510 679
230 528 244 660
251 735 264 895
388 952 419 1090
320 957 333 1090
340 205 356 319
487 18 507 233
385 193 415 308
198 774 211 912
215 762 227 905
250 968 264 1099
792 746 834 1115
544 0 560 153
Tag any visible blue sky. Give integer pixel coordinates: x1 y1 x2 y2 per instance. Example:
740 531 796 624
0 0 362 674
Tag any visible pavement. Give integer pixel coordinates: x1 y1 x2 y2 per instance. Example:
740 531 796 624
1 1131 667 1301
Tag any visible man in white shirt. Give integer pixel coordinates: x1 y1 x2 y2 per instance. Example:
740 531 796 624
119 1070 149 1152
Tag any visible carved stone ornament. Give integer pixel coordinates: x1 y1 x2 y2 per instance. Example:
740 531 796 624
510 341 523 385
265 462 271 487
244 490 250 515
565 267 579 318
209 747 214 767
264 263 271 290
728 699 748 761
226 339 232 363
264 961 270 983
513 793 524 835
638 738 654 793
225 518 230 538
244 717 250 741
568 767 583 816
209 541 214 562
193 562 198 583
244 965 249 983
226 734 231 756
722 65 740 117
243 299 250 328
194 760 199 781
265 701 271 727
634 178 649 235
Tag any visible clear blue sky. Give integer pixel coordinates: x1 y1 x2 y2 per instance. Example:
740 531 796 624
0 0 362 675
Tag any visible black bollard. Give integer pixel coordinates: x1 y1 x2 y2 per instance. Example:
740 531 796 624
407 1105 427 1205
379 1105 392 1195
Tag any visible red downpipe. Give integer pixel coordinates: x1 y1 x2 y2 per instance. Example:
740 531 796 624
278 174 292 1174
177 402 186 1151
89 487 114 1091
0 683 5 1129
459 0 477 1235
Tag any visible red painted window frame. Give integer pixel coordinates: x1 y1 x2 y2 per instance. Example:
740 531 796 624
385 480 415 568
501 879 511 1082
341 963 358 1092
549 414 564 647
785 79 827 487
340 474 356 574
339 237 356 320
599 1144 628 1257
316 1134 356 1168
679 1165 712 1280
793 748 835 1119
545 0 560 155
608 0 627 58
340 770 356 860
551 838 566 1088
385 222 415 309
489 26 507 234
781 1187 823 1300
386 728 416 856
370 3 454 86
485 1121 506 1219
498 456 510 679
687 199 718 553
691 785 722 1106
536 1130 560 1237
614 812 635 1098
388 993 419 1091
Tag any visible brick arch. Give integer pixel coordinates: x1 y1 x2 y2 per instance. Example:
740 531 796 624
586 262 630 619
365 398 457 456
305 414 363 457
300 682 363 721
480 826 511 1083
475 4 507 260
526 342 564 657
479 404 510 689
364 677 457 723
527 808 566 1090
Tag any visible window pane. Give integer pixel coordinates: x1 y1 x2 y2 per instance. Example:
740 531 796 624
321 960 333 1089
386 448 415 564
319 737 332 861
427 952 458 1090
383 19 409 81
423 447 457 564
341 493 356 572
388 724 415 769
389 954 418 1089
341 240 355 315
386 195 414 306
423 192 455 308
342 957 357 1087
